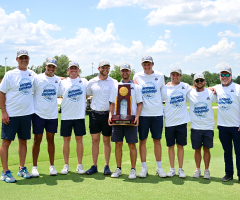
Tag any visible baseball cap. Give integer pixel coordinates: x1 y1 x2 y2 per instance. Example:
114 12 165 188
141 55 153 63
99 60 110 68
68 61 79 68
194 73 205 81
17 49 28 57
171 67 182 75
220 66 232 74
120 63 131 71
46 58 58 67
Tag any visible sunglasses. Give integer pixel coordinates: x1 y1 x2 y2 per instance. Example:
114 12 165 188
19 56 29 60
220 74 231 77
195 79 204 83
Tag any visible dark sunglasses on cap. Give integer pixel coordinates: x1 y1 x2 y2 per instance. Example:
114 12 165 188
220 74 231 77
195 79 204 83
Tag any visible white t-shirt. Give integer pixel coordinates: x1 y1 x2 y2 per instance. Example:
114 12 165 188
133 70 165 116
161 82 191 127
86 76 118 111
58 77 88 120
33 73 61 119
214 82 240 127
187 88 217 130
0 68 35 117
109 81 142 115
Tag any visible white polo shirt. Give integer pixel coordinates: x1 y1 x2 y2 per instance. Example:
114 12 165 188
133 70 165 116
187 88 217 130
109 80 142 115
58 77 88 120
0 67 35 117
33 73 61 119
214 82 240 127
86 76 118 111
161 82 191 127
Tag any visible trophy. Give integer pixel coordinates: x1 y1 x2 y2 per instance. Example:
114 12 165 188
111 84 135 125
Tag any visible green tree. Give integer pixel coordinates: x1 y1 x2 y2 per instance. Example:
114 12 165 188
0 65 16 80
85 73 99 81
164 75 171 83
203 71 213 87
109 65 135 82
211 72 221 85
181 74 193 85
234 76 240 84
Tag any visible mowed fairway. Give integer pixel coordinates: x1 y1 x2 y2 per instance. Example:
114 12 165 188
0 109 239 200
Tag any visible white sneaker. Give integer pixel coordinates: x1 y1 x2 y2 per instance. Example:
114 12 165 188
111 168 122 178
167 168 176 177
128 169 137 179
49 165 57 176
139 168 148 178
192 169 201 178
61 164 70 175
76 164 85 174
178 168 186 178
31 166 39 177
156 167 167 178
203 169 211 179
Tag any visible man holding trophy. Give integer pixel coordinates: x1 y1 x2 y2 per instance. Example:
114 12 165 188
108 63 142 179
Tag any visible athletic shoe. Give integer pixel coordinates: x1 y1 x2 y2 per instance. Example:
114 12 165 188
31 166 39 177
192 169 201 178
128 169 137 179
49 166 57 176
139 168 148 178
178 168 186 178
167 168 176 177
221 174 233 182
156 167 167 178
111 168 122 178
86 165 98 175
1 171 16 183
104 165 111 175
61 164 70 175
18 167 32 179
76 164 85 174
203 169 211 179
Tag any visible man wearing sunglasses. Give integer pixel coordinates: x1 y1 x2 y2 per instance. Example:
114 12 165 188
161 67 191 178
213 66 240 183
187 73 217 179
0 49 35 182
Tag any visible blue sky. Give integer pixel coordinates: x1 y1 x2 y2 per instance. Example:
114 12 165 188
1 0 240 77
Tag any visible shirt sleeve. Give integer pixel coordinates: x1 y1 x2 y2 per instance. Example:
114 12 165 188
161 85 166 101
109 85 118 103
86 81 92 96
0 73 10 93
135 85 143 104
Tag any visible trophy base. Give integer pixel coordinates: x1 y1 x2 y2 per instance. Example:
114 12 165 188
111 115 135 126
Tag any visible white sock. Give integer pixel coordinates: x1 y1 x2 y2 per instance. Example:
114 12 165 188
156 161 161 168
142 162 147 168
179 168 182 170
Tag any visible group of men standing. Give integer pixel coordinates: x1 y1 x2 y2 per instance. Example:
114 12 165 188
0 50 239 184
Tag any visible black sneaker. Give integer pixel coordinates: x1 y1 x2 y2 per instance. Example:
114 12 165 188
221 174 233 182
104 165 111 175
86 165 98 175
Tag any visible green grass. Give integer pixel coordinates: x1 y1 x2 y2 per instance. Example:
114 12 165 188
0 110 239 200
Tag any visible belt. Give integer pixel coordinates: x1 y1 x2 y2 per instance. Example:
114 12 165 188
92 110 109 115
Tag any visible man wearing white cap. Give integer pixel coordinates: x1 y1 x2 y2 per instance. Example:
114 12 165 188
161 67 191 178
86 60 118 175
58 61 88 175
187 73 217 179
0 49 34 183
133 56 167 178
213 66 240 183
109 63 142 179
31 57 61 177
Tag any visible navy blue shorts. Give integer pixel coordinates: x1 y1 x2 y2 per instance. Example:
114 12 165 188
61 119 86 137
112 125 138 143
1 115 32 141
138 116 163 140
165 123 187 147
32 114 58 134
191 129 214 149
89 111 112 137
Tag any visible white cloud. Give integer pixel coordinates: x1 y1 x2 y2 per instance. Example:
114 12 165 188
146 40 171 53
164 30 171 39
26 8 30 16
218 30 240 37
97 0 240 26
215 62 230 69
159 36 163 39
231 52 240 59
184 38 235 62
